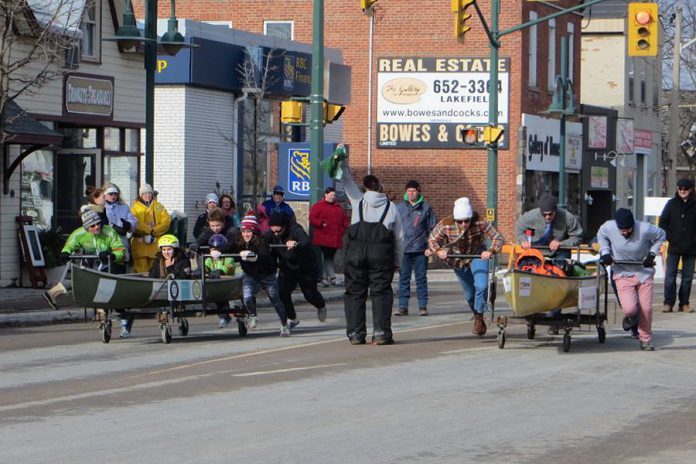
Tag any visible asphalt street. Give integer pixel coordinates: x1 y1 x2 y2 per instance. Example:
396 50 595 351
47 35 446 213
1 279 696 463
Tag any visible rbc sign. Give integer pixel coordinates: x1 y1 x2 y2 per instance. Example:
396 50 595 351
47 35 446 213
277 143 341 201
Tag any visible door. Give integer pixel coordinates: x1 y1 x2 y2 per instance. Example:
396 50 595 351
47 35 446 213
55 150 101 234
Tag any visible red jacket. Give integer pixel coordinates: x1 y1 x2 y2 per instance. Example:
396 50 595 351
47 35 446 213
310 199 349 249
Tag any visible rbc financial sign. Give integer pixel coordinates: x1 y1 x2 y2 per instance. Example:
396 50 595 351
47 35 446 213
288 148 311 196
277 143 341 201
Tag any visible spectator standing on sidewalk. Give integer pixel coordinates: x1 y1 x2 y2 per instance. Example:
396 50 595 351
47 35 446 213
258 185 295 232
428 197 504 336
309 187 349 287
597 208 666 351
394 180 437 317
339 160 404 345
659 178 696 313
102 183 137 273
130 184 171 273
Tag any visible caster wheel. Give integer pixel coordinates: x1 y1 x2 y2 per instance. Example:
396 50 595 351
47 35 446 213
497 330 506 349
161 324 172 344
563 332 571 352
597 326 606 343
100 320 112 344
237 319 248 337
178 318 189 336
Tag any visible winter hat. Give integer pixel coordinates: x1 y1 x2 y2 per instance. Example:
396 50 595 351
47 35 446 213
269 212 290 227
677 178 694 189
615 208 635 229
240 213 259 232
272 185 285 195
405 180 421 191
81 208 101 229
453 197 473 220
538 194 557 213
104 185 119 195
206 193 219 205
139 183 154 196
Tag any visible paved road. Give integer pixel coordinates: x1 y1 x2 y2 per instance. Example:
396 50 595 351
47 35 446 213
2 281 696 463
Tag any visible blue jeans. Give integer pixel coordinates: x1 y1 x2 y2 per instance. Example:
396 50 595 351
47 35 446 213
243 274 287 325
398 252 428 309
453 259 489 314
664 253 696 307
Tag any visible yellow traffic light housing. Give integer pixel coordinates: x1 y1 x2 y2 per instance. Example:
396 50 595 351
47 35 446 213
281 101 304 124
323 103 345 125
627 3 658 57
361 0 377 12
452 0 475 41
483 126 505 145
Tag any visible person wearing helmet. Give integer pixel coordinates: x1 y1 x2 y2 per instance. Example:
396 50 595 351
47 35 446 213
258 185 295 232
43 207 125 311
204 233 237 328
149 234 191 280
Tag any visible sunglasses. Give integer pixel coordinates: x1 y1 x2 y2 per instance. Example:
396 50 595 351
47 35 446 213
455 219 471 224
88 223 101 229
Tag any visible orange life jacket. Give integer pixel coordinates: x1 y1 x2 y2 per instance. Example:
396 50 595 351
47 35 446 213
515 248 566 277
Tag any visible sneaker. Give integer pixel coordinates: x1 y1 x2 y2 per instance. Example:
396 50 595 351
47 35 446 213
679 304 694 313
247 315 257 330
372 331 394 345
119 320 130 338
287 319 300 330
640 341 655 351
320 279 331 288
622 314 637 331
662 304 674 313
473 313 487 336
348 332 366 345
280 325 291 337
393 308 409 316
43 291 58 310
317 307 327 322
218 317 231 329
419 308 428 316
631 326 639 339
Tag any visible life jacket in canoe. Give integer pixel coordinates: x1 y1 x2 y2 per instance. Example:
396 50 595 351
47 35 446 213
515 248 566 277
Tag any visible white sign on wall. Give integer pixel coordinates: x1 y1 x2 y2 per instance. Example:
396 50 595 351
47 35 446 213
522 113 583 172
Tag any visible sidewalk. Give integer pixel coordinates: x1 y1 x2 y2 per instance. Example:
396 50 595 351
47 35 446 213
0 270 460 328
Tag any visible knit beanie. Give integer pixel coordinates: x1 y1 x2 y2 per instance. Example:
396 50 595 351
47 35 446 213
453 197 473 220
206 193 219 205
240 213 259 232
614 208 635 229
269 212 290 227
538 194 557 213
405 180 421 191
81 208 101 229
139 183 154 196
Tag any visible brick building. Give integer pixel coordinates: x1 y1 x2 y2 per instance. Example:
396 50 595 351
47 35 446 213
135 0 584 240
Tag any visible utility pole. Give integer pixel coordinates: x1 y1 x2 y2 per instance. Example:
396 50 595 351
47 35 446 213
309 0 324 206
667 7 682 194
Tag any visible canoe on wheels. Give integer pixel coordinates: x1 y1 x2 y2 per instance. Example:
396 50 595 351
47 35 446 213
71 264 242 310
69 261 245 344
495 244 608 352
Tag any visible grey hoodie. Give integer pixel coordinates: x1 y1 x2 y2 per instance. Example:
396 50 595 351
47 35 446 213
339 164 404 265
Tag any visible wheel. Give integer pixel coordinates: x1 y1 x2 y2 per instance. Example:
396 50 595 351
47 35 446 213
497 330 506 349
161 324 172 344
526 325 536 340
178 318 189 336
237 319 248 337
562 332 571 352
100 320 112 344
597 326 606 343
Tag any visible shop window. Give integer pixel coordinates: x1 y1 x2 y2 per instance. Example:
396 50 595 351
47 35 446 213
264 21 293 40
61 127 98 149
104 155 139 202
548 19 556 92
528 12 538 88
124 128 140 153
21 150 55 232
81 0 101 62
567 22 575 83
104 127 120 151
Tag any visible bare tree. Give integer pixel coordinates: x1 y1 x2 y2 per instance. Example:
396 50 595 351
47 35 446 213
0 0 87 144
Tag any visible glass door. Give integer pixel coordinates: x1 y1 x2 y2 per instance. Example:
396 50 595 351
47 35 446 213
55 149 101 234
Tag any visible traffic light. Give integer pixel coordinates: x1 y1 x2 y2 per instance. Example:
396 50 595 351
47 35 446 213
361 0 377 12
281 101 304 124
627 3 658 57
452 0 475 41
483 126 505 145
460 125 485 148
323 103 345 125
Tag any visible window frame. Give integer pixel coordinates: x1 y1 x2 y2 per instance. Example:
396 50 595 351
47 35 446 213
263 21 294 41
528 12 538 89
80 0 101 62
548 19 556 92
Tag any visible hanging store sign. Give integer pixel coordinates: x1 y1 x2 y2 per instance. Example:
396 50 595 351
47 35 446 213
64 74 114 118
522 114 583 172
634 129 653 155
376 57 510 149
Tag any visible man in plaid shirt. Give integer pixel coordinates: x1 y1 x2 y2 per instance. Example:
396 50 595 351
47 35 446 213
428 197 504 336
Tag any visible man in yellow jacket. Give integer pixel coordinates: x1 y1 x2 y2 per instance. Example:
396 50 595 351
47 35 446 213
130 184 171 273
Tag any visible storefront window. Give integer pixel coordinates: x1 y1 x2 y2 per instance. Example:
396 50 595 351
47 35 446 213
20 150 54 231
104 155 139 202
61 127 98 149
125 128 140 153
104 127 120 151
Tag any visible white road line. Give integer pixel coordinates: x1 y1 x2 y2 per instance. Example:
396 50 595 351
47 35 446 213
233 363 346 377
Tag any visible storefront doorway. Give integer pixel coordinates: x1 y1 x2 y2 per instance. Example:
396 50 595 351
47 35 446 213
55 149 100 233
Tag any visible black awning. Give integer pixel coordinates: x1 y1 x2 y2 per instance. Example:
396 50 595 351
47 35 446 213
2 98 63 145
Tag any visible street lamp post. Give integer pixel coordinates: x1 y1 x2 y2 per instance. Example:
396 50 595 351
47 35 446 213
309 0 324 206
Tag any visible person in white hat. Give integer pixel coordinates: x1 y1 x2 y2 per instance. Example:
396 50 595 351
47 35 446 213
428 197 504 337
101 183 137 273
130 183 171 273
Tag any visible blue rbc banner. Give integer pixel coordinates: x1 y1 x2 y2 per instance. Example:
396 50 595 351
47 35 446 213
277 143 339 201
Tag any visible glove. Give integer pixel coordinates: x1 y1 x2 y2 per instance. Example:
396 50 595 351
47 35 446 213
209 269 222 279
642 252 656 268
112 224 126 235
120 220 131 231
210 249 222 259
599 254 613 266
59 252 70 265
98 251 113 262
188 242 200 252
144 234 154 245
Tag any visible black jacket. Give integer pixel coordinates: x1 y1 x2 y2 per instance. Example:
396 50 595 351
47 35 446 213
264 223 317 274
197 226 239 252
148 250 192 278
231 235 276 279
193 212 234 239
659 194 696 255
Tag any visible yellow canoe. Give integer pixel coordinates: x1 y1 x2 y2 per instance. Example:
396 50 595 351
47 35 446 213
502 269 601 317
